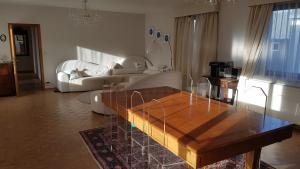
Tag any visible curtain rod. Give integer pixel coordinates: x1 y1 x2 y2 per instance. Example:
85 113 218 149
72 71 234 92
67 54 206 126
248 0 295 7
175 10 219 19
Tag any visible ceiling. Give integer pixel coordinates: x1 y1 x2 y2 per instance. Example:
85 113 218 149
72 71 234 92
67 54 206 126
0 0 203 14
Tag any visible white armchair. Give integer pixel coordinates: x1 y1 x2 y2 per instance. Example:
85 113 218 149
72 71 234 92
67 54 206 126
57 72 70 92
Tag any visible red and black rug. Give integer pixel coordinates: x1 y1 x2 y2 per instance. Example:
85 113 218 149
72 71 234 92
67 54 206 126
80 127 275 169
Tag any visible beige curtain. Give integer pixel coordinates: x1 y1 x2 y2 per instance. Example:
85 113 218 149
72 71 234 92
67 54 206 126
237 4 273 109
174 16 193 89
174 16 193 88
241 4 274 78
193 12 218 82
174 13 218 89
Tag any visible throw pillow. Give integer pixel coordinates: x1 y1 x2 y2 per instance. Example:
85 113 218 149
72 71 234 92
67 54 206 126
70 69 84 80
134 62 146 71
78 69 90 77
113 63 123 69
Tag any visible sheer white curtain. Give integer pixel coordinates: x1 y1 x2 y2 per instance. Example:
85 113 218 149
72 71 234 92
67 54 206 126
255 3 300 84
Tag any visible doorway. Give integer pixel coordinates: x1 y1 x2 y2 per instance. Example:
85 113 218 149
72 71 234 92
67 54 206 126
8 23 45 96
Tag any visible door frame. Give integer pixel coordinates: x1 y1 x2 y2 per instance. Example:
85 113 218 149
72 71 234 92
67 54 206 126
8 23 45 96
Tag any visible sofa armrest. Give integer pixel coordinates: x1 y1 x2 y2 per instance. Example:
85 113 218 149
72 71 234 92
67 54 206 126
57 72 69 82
57 72 69 92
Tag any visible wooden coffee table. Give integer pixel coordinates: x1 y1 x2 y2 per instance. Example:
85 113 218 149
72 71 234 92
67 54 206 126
102 86 294 169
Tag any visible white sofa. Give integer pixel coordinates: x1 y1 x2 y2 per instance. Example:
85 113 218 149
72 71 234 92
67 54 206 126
56 60 147 92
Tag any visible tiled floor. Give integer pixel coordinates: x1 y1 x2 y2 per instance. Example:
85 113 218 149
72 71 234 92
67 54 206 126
18 72 41 95
0 90 299 169
0 90 103 169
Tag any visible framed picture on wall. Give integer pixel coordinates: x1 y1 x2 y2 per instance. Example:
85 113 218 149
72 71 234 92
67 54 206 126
14 33 29 56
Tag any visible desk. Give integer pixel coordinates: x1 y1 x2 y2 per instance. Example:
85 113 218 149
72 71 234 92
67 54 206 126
203 76 238 104
102 86 294 169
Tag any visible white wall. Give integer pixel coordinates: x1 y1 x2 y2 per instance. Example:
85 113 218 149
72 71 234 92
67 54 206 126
145 3 217 68
0 3 145 85
218 0 300 124
217 1 249 66
145 12 174 67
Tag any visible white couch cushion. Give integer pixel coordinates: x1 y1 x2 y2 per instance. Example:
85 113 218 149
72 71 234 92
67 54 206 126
69 76 105 92
68 75 129 92
56 60 111 76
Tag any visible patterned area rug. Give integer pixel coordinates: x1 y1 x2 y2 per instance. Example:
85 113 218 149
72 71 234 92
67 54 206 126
80 127 276 169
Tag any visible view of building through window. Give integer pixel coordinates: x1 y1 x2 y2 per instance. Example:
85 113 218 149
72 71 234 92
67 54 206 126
256 5 300 82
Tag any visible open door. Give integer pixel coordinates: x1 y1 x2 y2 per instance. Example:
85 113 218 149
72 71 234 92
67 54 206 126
8 23 45 96
36 25 45 90
8 24 19 96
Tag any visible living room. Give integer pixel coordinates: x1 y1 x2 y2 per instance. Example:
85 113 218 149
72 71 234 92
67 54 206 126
0 0 299 169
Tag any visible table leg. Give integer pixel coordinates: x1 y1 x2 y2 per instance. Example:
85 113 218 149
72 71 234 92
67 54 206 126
231 89 237 105
224 87 229 102
245 148 261 169
217 86 220 99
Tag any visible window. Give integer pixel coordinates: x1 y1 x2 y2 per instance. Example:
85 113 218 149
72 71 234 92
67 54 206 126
271 42 280 52
256 3 300 82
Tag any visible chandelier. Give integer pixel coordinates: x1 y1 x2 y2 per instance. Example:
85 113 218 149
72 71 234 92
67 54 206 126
70 0 102 25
